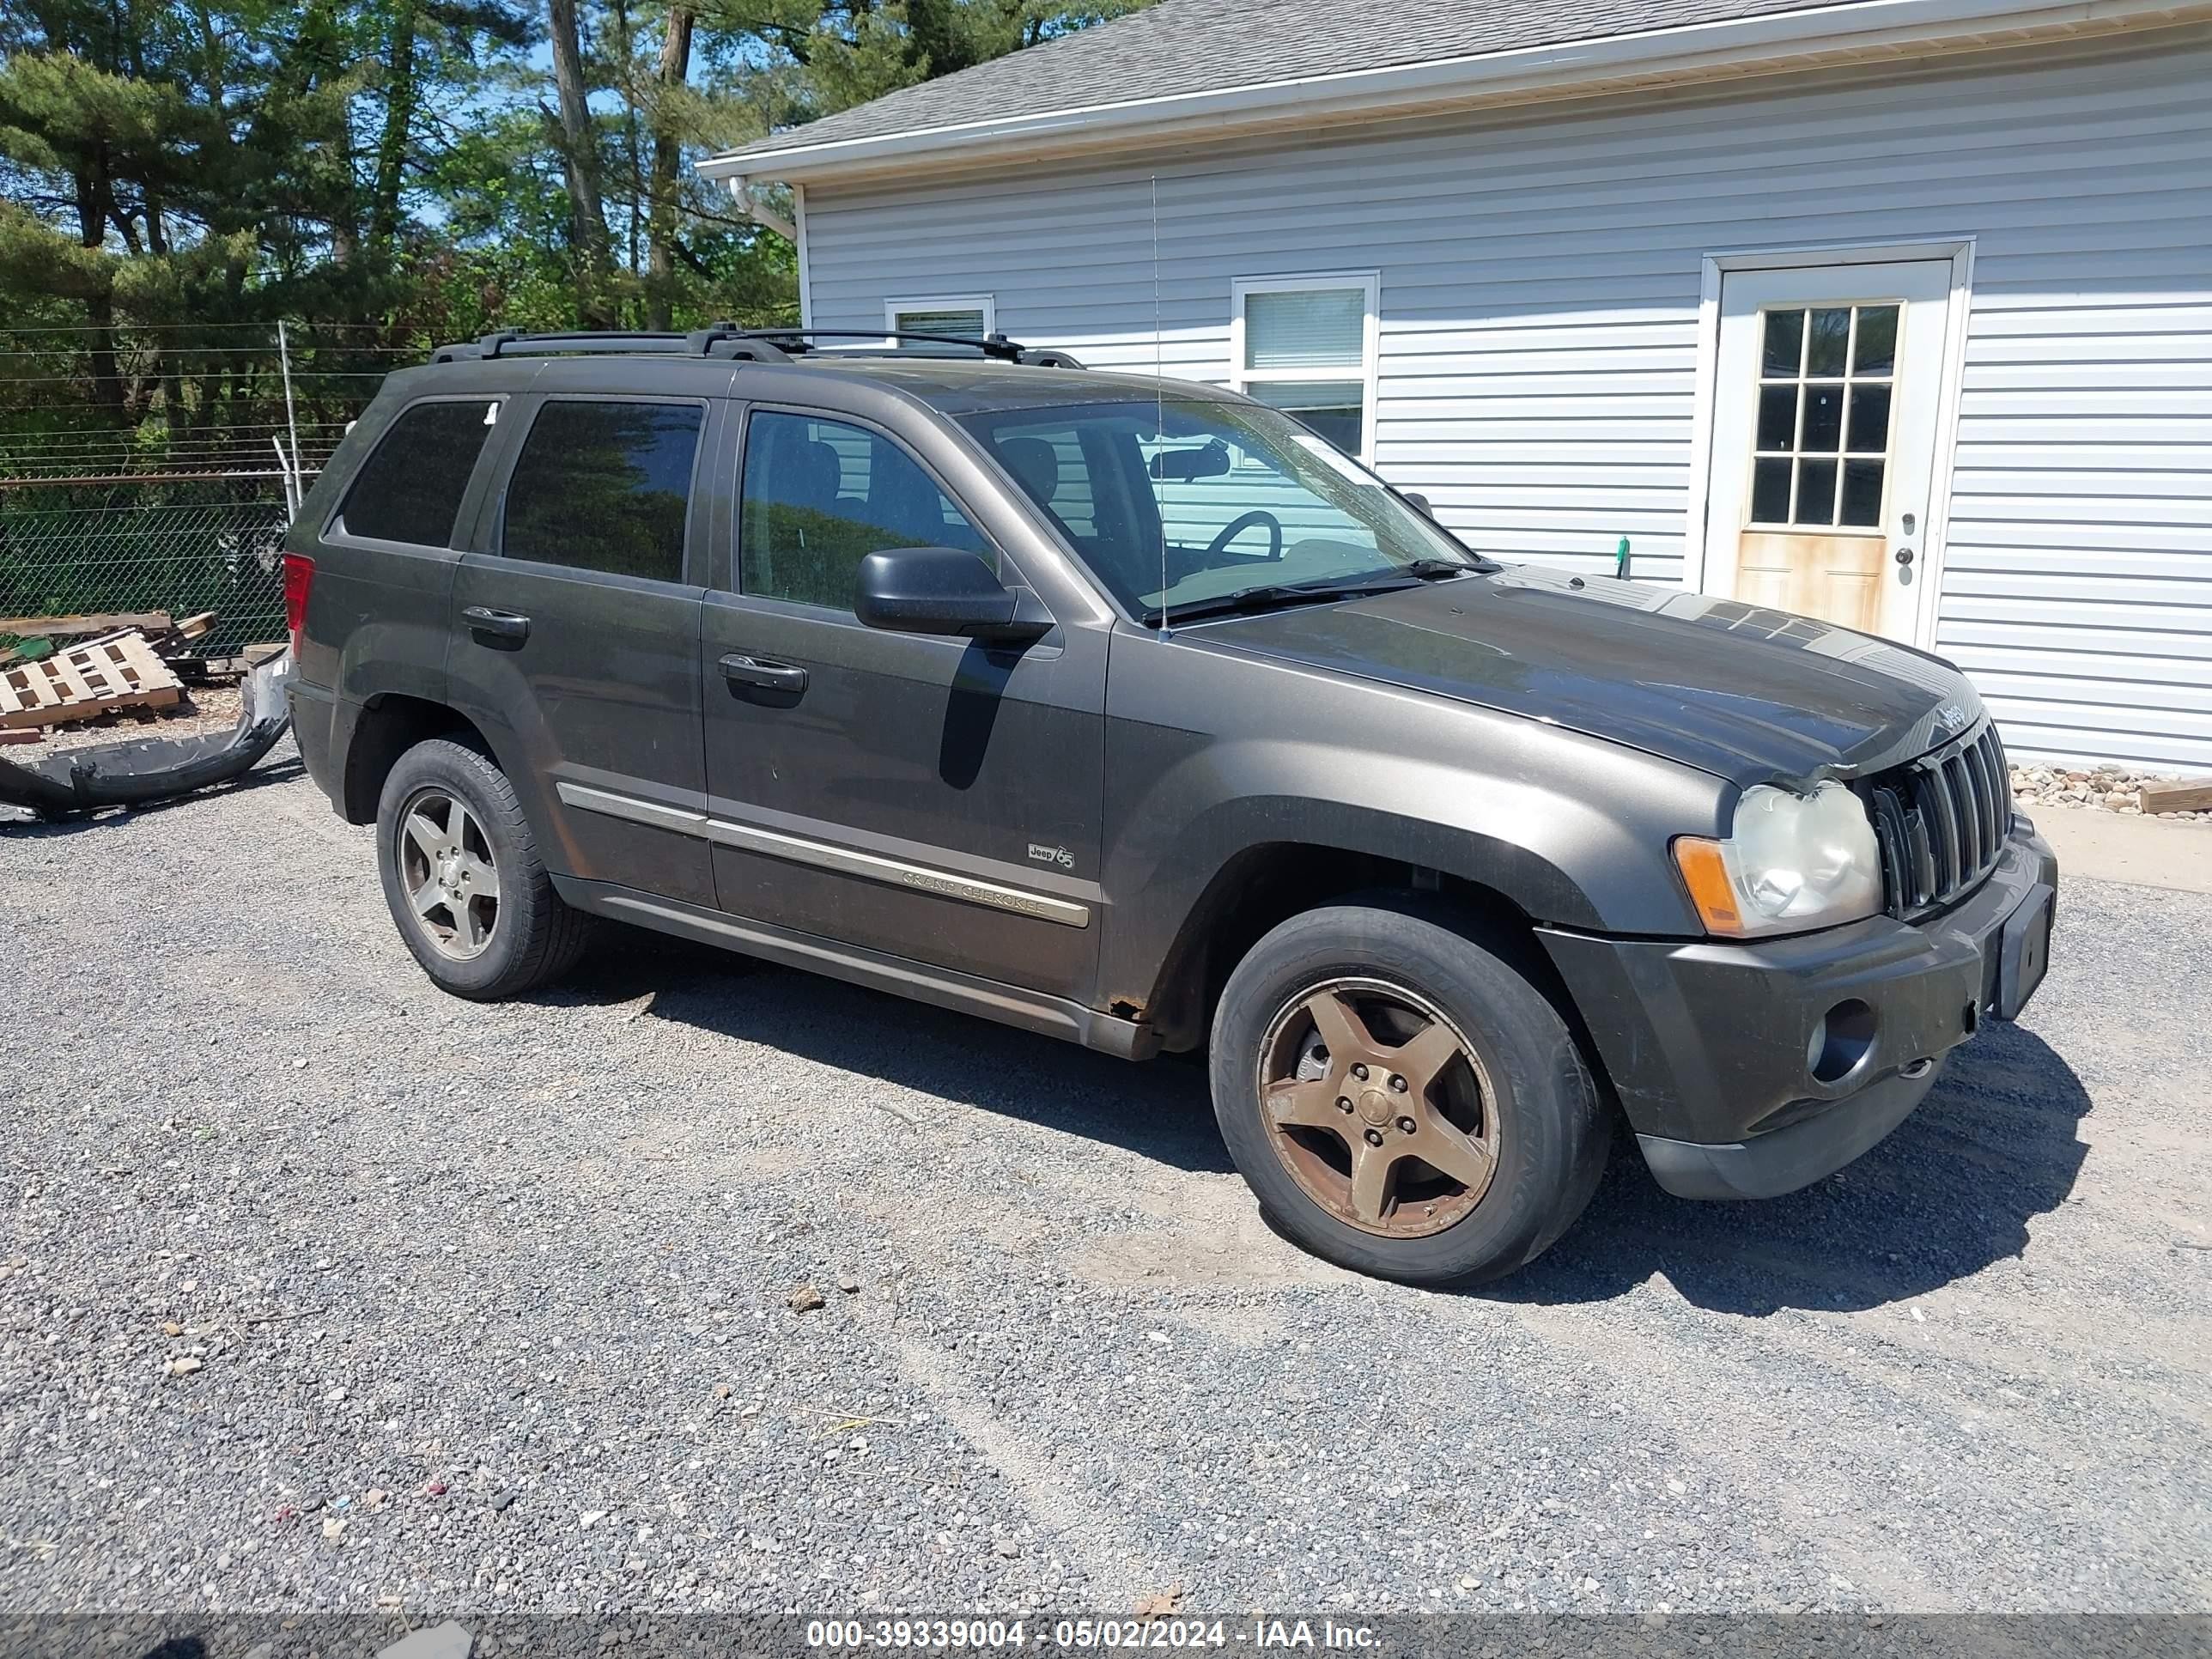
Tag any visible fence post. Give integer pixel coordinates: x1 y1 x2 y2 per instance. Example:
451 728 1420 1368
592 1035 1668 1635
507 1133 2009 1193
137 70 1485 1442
277 320 301 510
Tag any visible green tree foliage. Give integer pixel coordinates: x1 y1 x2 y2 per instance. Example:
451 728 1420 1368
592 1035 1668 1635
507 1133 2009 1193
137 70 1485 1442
0 0 1153 428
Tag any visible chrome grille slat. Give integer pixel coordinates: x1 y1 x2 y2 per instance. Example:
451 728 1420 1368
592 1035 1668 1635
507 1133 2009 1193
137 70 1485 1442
1864 719 2012 921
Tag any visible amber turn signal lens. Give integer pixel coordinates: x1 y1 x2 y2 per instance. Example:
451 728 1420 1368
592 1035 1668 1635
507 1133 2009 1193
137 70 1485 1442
1673 837 1746 936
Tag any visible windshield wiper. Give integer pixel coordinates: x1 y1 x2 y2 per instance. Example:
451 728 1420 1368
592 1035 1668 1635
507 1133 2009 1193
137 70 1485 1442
1409 550 1504 577
1143 576 1419 629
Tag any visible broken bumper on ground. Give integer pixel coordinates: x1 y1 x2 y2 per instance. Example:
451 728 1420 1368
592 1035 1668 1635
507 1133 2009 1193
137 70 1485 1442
0 651 294 817
1539 823 2059 1200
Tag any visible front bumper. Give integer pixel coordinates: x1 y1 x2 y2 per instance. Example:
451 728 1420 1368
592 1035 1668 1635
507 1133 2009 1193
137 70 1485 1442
1540 823 2058 1200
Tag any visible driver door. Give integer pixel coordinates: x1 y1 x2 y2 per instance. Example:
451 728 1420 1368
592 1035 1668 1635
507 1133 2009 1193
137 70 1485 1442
699 398 1108 1000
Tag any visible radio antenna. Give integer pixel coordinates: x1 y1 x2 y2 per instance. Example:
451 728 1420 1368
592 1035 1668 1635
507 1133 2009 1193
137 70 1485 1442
1152 173 1169 641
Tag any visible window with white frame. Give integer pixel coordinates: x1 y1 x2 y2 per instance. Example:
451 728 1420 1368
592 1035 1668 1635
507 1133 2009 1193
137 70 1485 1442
885 295 994 345
1231 273 1380 460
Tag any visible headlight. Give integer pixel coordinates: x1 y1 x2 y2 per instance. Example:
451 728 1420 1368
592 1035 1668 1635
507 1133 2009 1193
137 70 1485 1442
1673 781 1883 937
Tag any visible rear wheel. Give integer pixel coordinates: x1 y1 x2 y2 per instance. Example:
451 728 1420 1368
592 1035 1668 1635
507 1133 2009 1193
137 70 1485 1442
1209 898 1609 1285
376 738 591 1000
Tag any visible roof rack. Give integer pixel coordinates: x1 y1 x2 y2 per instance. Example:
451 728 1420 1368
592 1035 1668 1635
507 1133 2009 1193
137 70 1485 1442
428 323 793 364
427 322 1084 369
763 328 1087 368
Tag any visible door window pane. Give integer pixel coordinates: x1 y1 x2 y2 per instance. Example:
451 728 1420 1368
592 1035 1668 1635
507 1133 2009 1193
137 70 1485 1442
1761 310 1805 376
1794 459 1838 526
1852 306 1899 375
1751 458 1793 525
1840 459 1886 526
501 400 701 582
340 399 495 547
1846 384 1892 453
739 412 990 611
1748 300 1899 528
1756 386 1799 452
1801 384 1845 453
1245 289 1365 370
1805 308 1850 376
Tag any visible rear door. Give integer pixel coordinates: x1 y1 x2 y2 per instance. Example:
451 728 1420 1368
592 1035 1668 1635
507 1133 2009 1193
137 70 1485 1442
699 397 1108 1000
446 381 716 908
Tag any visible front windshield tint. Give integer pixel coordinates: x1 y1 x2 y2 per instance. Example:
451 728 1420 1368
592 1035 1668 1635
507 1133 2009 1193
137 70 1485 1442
960 398 1474 618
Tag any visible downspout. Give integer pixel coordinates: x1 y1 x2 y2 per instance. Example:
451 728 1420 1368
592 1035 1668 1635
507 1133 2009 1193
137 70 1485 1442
722 173 797 242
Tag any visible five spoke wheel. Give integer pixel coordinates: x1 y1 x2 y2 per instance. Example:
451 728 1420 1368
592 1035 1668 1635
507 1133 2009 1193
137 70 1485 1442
1256 977 1499 1237
397 788 501 960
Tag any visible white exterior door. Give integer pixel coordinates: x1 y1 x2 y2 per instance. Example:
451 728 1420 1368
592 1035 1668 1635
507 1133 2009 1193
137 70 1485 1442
1703 260 1954 641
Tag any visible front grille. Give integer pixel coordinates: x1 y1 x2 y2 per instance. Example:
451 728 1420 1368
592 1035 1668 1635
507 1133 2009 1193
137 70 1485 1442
1863 721 2012 921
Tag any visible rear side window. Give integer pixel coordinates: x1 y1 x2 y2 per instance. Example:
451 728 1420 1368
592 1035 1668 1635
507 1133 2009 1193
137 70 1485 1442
501 399 702 583
738 411 990 611
338 399 495 547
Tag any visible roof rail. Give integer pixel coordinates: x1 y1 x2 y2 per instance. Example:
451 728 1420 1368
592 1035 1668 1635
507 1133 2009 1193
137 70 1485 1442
428 322 793 364
752 328 1084 368
425 324 1085 369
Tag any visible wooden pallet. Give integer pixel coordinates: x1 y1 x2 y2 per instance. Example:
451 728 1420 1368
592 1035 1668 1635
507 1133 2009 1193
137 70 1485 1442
0 632 183 730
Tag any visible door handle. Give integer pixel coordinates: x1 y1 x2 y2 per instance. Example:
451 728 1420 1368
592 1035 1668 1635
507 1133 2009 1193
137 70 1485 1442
462 605 531 642
718 653 809 696
1893 548 1916 567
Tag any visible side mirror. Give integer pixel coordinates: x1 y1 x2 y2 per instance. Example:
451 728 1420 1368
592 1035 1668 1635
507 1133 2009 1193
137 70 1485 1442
1402 491 1434 519
855 546 1048 644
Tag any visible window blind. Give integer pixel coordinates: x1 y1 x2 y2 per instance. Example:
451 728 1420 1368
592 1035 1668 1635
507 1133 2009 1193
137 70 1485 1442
1244 289 1365 370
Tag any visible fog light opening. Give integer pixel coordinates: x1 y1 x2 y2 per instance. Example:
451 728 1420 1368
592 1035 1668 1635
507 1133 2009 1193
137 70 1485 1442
1961 1001 1979 1036
1808 999 1877 1085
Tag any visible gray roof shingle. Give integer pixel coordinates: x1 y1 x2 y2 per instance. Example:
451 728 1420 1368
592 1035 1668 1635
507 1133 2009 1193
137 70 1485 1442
716 0 1858 164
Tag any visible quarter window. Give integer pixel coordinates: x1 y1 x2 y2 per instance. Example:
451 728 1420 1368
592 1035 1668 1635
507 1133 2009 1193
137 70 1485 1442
739 412 991 611
501 400 702 583
1749 303 1899 530
338 399 495 548
1232 275 1380 460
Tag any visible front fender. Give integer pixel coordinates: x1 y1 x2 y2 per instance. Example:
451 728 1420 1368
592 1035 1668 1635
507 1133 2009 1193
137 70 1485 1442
1097 629 1729 1011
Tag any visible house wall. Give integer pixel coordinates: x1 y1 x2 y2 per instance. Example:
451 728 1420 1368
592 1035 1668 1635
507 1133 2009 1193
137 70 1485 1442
799 25 2212 770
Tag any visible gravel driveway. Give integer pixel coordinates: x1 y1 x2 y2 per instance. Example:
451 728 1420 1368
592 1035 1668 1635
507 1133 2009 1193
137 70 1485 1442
2 753 2207 1620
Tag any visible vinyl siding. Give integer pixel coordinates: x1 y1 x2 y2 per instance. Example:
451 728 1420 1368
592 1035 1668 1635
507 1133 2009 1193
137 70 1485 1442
800 24 2212 770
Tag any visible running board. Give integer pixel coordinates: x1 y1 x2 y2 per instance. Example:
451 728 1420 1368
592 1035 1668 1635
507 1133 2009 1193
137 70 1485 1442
553 877 1158 1061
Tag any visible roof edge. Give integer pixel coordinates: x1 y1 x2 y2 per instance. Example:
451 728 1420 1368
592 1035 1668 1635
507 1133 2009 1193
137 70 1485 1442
700 0 2200 186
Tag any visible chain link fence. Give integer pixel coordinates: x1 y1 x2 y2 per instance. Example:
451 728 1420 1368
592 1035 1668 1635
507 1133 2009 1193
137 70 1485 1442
0 477 295 655
1 323 420 657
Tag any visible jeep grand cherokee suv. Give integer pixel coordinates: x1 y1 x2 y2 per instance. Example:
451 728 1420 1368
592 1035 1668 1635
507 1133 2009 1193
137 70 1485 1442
283 325 2058 1285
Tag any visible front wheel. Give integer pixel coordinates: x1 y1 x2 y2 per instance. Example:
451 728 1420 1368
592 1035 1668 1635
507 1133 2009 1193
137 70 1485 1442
1208 898 1610 1286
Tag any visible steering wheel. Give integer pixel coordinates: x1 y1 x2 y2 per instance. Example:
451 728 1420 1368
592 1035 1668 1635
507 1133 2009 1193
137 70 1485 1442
1204 509 1284 562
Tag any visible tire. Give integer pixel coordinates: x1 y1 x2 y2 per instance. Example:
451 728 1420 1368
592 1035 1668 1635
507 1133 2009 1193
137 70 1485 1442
1208 896 1610 1286
375 737 592 1000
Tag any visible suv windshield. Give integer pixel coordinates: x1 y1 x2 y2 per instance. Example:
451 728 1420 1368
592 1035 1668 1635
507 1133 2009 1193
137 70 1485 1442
960 398 1485 621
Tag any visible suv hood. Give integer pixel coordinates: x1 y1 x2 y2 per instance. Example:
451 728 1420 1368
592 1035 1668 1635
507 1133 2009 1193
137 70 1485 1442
1194 568 1983 787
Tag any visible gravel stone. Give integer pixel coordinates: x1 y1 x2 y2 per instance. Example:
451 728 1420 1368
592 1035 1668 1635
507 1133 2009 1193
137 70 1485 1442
0 758 2206 1614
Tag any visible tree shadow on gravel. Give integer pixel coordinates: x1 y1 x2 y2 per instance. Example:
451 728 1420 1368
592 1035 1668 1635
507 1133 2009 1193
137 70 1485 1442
533 926 1236 1176
1480 1022 2093 1315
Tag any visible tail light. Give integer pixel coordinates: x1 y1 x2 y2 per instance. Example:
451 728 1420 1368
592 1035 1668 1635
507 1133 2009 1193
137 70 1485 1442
282 552 315 656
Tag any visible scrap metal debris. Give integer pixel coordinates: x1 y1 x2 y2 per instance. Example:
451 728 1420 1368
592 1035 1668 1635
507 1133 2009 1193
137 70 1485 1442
0 649 293 817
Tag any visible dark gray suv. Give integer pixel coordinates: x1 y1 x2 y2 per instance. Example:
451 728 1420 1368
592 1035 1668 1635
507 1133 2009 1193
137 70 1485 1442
283 325 2058 1286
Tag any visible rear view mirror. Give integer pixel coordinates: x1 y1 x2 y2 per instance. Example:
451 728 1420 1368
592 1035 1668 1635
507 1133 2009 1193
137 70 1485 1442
1148 439 1232 482
855 546 1048 645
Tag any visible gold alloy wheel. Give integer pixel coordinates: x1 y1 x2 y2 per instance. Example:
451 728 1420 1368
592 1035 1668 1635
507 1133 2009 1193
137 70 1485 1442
397 787 501 961
1255 976 1501 1238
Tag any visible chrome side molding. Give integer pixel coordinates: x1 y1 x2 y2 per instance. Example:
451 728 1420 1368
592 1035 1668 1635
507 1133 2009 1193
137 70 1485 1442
555 781 1092 929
